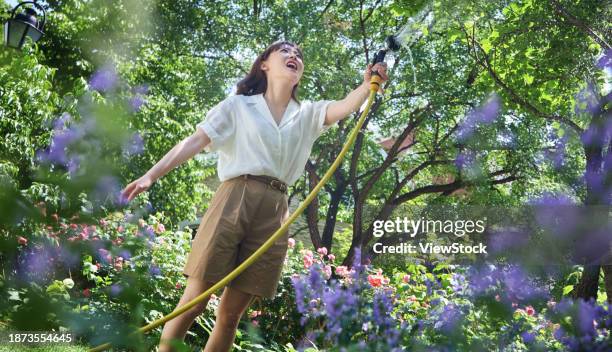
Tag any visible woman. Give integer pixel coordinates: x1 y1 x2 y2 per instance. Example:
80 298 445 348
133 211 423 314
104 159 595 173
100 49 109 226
120 40 388 352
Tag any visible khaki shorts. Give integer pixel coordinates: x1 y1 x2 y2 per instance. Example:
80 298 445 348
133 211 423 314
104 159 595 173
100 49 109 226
183 176 289 299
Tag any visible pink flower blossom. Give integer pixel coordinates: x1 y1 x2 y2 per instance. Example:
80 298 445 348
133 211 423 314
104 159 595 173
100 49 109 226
402 274 411 283
525 305 535 316
99 219 108 228
249 310 262 318
155 223 165 234
323 265 332 279
327 254 335 262
335 266 350 277
17 236 28 245
317 247 328 256
175 282 182 289
303 255 314 268
138 219 146 228
288 238 295 248
301 249 313 258
117 226 124 233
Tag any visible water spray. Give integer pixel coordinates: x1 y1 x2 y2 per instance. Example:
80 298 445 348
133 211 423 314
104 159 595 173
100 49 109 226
370 6 434 83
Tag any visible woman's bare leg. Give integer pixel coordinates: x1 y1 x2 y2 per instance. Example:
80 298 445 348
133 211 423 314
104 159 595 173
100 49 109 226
202 286 253 352
158 277 215 352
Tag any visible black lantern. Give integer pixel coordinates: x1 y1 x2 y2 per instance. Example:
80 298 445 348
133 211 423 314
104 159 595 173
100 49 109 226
3 1 46 49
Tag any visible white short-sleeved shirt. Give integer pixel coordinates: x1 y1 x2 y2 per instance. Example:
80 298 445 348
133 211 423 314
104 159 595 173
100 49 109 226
197 93 335 186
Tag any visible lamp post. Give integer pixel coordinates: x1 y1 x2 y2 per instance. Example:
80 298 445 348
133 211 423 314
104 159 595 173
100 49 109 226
3 1 46 49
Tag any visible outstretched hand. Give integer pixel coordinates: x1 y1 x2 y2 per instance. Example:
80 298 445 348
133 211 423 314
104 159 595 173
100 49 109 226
363 62 389 94
120 174 154 203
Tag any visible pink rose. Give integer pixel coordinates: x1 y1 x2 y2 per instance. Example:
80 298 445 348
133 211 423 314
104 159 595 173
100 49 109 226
17 236 28 245
525 306 535 316
327 254 335 262
317 247 328 256
335 266 349 277
288 238 295 248
323 265 332 279
303 255 314 268
402 274 411 283
301 249 313 258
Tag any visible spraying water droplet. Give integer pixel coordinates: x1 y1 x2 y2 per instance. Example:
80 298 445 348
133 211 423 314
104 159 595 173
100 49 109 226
392 6 435 49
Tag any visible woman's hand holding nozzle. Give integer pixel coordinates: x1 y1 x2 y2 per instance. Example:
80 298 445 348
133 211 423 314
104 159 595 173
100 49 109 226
364 62 389 94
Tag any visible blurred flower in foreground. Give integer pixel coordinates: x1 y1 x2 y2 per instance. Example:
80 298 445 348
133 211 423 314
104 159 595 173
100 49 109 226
89 65 119 92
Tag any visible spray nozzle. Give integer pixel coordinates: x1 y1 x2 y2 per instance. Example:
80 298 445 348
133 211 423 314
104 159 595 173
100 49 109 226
370 6 434 68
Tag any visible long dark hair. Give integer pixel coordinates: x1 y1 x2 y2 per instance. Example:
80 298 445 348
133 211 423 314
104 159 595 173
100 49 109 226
235 41 304 102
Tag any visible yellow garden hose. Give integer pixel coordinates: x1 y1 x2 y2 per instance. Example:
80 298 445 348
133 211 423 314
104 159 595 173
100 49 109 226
88 75 383 352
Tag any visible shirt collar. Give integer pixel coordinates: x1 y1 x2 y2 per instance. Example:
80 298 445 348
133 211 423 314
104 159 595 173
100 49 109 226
245 93 299 128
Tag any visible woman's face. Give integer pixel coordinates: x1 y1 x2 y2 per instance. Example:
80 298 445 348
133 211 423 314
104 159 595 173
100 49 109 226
261 44 304 86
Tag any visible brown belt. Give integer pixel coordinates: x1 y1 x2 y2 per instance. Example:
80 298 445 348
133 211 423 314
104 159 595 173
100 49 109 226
241 174 288 194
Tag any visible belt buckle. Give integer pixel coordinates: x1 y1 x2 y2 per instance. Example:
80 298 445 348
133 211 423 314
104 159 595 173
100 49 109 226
270 179 286 193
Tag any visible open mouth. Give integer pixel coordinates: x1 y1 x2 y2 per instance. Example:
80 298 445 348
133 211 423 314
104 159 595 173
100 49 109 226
286 61 298 72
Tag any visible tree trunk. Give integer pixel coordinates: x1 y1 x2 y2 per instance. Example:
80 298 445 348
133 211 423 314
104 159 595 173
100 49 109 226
603 265 612 303
574 265 601 300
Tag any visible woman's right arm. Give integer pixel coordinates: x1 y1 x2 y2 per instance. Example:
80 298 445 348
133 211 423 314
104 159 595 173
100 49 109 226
121 128 211 202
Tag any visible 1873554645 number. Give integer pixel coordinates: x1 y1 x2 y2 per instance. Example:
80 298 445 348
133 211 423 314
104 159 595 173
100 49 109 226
2 331 74 344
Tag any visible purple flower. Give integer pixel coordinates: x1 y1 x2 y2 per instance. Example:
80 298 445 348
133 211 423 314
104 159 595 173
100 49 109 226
134 84 149 95
17 245 55 284
577 300 597 335
434 304 463 333
53 112 72 130
129 95 146 113
455 150 476 169
110 283 123 297
67 155 80 176
93 175 121 204
122 132 144 157
89 65 118 92
574 84 601 115
118 249 132 260
457 94 501 141
521 331 535 344
149 264 161 277
596 49 611 70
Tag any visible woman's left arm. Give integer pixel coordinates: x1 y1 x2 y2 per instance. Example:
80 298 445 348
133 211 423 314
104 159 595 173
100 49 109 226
325 62 389 126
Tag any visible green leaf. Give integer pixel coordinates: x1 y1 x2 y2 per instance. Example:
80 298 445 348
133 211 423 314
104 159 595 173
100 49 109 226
562 285 574 295
481 39 492 54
